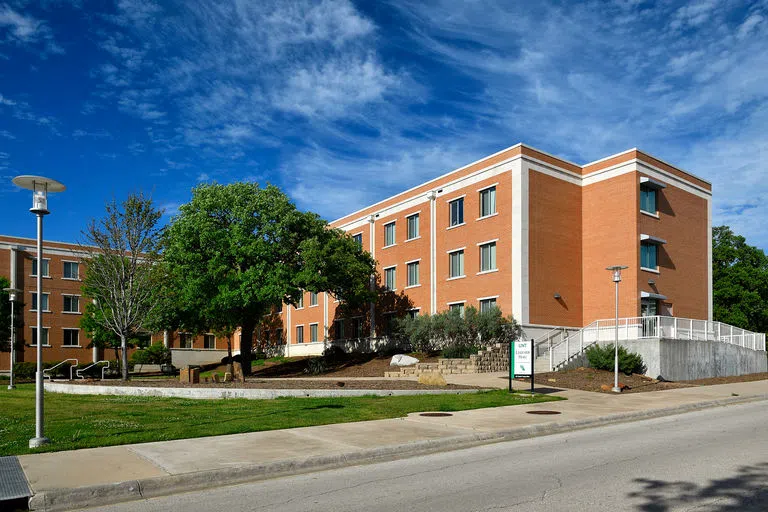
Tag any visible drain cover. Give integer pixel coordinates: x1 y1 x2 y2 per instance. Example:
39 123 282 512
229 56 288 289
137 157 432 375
419 412 454 417
0 456 31 501
526 410 561 415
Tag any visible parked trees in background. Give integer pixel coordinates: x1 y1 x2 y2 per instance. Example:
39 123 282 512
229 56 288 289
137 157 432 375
159 183 377 376
396 306 521 357
712 225 768 334
81 192 164 380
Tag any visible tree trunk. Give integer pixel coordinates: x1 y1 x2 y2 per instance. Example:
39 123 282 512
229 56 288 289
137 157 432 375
226 335 234 376
120 333 129 381
240 319 255 377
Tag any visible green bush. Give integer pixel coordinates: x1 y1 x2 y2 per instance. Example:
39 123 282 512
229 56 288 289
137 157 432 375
442 343 480 359
586 344 647 375
304 357 326 375
130 342 171 365
322 345 346 363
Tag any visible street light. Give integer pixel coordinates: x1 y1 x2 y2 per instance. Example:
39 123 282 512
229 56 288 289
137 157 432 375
3 287 21 390
12 175 66 449
606 265 628 394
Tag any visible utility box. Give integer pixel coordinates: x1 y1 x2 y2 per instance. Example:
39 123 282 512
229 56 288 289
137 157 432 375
179 366 200 384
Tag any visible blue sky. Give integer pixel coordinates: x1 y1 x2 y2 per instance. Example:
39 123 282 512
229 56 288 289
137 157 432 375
1 0 767 249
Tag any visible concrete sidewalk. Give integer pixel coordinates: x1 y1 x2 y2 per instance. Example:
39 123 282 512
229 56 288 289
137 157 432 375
18 377 768 512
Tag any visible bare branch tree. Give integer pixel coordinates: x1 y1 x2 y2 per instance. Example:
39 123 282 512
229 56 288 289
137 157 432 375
80 193 163 380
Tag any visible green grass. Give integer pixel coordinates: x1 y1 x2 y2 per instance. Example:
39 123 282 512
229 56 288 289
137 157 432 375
0 384 561 456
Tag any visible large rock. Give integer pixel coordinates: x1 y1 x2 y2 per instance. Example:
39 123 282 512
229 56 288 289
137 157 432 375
390 354 419 366
418 372 447 386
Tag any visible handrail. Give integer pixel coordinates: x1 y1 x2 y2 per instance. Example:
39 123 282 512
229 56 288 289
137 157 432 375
76 360 110 380
43 359 78 380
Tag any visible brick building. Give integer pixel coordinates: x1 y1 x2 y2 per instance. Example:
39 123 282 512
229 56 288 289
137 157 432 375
279 143 711 356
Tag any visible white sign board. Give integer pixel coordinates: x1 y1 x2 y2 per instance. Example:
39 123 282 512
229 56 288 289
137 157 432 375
513 340 533 376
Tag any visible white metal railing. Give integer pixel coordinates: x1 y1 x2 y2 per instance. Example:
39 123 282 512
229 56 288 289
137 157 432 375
43 359 78 380
76 360 110 380
547 316 766 371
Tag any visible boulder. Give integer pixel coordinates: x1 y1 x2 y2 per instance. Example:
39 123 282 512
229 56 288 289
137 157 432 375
390 354 419 366
418 372 447 386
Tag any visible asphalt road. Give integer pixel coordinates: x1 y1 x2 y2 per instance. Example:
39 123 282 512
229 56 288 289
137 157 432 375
88 401 768 512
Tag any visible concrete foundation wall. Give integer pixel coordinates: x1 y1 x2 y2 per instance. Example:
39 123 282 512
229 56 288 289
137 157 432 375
595 338 767 381
171 349 228 368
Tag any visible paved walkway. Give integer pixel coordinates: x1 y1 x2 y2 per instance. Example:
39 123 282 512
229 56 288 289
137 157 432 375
16 376 768 511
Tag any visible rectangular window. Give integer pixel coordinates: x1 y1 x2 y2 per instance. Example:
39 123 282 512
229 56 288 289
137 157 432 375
63 261 80 280
203 334 216 349
480 187 496 217
408 309 419 320
310 324 318 342
296 325 304 344
407 213 419 240
385 267 396 290
63 295 80 313
479 298 497 313
383 313 396 335
310 292 318 306
296 294 304 309
30 327 49 346
31 293 50 311
449 303 465 317
449 250 464 278
31 259 50 277
384 222 396 246
353 317 364 338
640 187 657 214
641 243 658 270
179 333 193 349
407 261 420 287
63 328 79 346
334 319 345 339
449 198 464 226
480 242 497 272
352 233 363 247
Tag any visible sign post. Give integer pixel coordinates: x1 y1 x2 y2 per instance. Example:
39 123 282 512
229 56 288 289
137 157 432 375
512 338 535 394
508 339 514 393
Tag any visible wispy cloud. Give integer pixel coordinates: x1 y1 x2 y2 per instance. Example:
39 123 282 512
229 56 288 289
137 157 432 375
0 3 63 55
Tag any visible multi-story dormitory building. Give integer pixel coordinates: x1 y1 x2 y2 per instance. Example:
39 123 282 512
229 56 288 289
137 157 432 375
0 142 713 370
280 143 712 357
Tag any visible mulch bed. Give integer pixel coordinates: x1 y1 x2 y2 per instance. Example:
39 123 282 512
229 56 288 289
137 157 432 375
245 353 440 378
66 378 482 391
517 368 768 393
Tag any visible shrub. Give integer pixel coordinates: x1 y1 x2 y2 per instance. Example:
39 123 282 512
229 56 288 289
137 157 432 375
442 343 480 359
304 357 326 375
586 344 647 375
322 345 346 363
130 342 171 365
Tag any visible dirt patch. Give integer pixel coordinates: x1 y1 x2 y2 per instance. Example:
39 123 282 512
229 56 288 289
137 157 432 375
67 378 481 391
247 353 439 378
517 368 768 393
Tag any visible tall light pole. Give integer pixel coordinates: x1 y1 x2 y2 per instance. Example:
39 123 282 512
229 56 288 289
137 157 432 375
3 287 21 390
606 265 628 394
12 175 66 449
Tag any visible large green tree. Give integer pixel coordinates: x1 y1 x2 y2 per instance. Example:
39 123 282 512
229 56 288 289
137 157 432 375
160 183 376 375
712 225 768 333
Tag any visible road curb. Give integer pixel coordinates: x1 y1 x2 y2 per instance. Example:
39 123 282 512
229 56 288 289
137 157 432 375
28 392 768 511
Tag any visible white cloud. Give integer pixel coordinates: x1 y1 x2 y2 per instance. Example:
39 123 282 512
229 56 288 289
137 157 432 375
0 4 63 55
0 92 15 105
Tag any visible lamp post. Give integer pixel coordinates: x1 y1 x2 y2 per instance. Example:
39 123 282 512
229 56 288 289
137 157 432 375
12 175 65 449
606 265 628 394
3 287 21 390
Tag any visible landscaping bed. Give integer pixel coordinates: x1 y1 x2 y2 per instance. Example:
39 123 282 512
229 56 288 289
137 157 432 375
67 378 479 390
518 368 768 393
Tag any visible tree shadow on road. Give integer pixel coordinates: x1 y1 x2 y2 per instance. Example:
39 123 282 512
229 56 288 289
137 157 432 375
627 462 768 511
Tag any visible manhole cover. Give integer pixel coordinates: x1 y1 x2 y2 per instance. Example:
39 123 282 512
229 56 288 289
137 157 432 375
526 410 561 415
419 412 454 417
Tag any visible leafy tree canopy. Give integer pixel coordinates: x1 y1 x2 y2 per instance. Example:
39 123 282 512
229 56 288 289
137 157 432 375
159 182 377 374
712 225 768 333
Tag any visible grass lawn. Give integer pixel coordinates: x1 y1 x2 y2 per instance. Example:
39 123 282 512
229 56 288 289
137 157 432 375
0 384 562 456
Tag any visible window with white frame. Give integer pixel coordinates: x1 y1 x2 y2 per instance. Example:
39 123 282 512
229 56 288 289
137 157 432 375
449 198 464 226
203 334 216 349
296 293 304 309
310 323 319 342
30 327 49 346
640 185 657 214
641 243 658 270
407 261 419 287
63 261 80 280
480 186 496 217
479 298 497 313
479 242 497 272
385 267 396 290
63 295 80 313
449 250 464 278
31 258 50 277
334 319 345 339
353 317 364 338
63 328 79 346
448 303 465 317
408 309 419 320
296 325 304 344
407 213 419 240
310 292 318 306
352 233 363 247
31 292 50 312
384 222 396 246
179 332 193 349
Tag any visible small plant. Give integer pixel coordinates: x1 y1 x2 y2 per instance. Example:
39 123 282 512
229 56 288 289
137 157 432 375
442 343 480 359
304 357 326 375
586 344 647 375
323 345 346 363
